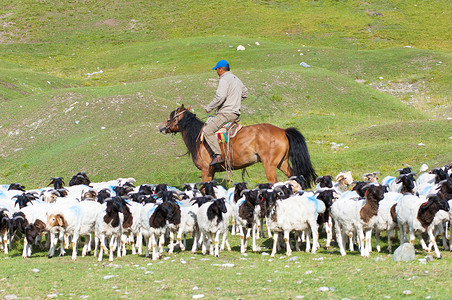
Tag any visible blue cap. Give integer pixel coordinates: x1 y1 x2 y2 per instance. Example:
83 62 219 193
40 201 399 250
212 60 229 70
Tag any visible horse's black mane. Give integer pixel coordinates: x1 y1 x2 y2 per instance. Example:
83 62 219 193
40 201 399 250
177 110 204 160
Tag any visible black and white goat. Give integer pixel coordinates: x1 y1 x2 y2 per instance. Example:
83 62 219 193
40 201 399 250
197 198 231 257
331 184 386 257
396 193 450 258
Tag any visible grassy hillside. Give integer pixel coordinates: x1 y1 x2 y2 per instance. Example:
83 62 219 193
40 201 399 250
0 1 451 188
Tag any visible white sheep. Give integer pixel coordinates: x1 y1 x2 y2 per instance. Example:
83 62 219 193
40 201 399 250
331 184 386 257
396 194 450 258
46 200 102 260
265 191 326 257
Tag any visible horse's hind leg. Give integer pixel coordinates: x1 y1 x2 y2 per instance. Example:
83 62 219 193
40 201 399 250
278 157 292 178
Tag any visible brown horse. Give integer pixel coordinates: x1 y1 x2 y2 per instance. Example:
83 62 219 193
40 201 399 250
159 105 317 188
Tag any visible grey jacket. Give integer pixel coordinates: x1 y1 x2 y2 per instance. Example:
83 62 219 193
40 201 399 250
206 71 248 115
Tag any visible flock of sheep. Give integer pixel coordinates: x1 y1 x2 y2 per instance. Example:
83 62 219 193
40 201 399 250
0 163 451 262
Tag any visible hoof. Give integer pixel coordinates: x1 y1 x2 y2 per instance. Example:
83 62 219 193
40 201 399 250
48 255 53 259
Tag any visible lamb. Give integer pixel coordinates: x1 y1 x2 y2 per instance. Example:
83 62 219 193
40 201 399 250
396 193 450 258
139 202 172 260
10 201 52 258
197 197 231 257
175 200 200 253
48 177 65 190
315 175 333 189
333 171 354 193
69 172 91 186
94 197 130 262
373 191 403 253
314 189 337 249
46 200 102 260
117 199 143 256
331 184 386 257
225 182 248 235
234 189 261 253
264 189 326 257
0 209 12 254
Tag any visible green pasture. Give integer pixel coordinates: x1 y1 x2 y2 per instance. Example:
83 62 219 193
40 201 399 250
1 232 451 299
0 0 451 298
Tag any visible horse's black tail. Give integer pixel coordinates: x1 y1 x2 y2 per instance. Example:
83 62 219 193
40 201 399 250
285 128 317 189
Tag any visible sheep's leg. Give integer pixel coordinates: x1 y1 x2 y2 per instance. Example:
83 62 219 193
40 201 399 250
94 235 99 257
151 234 159 261
209 234 214 256
158 234 165 256
255 218 261 240
201 233 208 255
120 234 127 257
22 238 29 258
137 232 143 255
130 233 137 255
108 236 116 262
47 232 57 258
191 231 199 253
335 222 346 256
244 227 252 251
417 233 429 250
64 233 70 249
82 235 89 257
348 233 354 252
221 231 231 251
357 230 367 257
71 232 79 261
98 235 106 262
427 229 442 258
177 229 185 251
437 224 449 251
252 223 260 252
271 231 279 257
365 229 373 255
230 217 236 235
375 229 381 252
325 217 333 248
294 232 301 252
305 230 311 253
387 229 395 253
267 219 272 238
310 224 319 254
168 231 175 254
284 230 292 256
214 231 221 257
238 226 245 253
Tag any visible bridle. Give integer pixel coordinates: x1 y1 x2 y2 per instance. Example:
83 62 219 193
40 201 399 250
162 109 186 133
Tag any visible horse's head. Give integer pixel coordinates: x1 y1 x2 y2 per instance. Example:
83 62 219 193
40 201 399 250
159 104 191 134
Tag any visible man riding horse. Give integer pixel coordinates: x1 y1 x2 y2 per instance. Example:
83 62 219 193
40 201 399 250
203 60 248 166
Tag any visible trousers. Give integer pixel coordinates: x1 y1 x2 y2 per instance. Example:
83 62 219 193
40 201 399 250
202 113 239 156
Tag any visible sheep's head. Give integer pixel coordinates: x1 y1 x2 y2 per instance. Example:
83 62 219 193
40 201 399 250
315 175 333 189
46 214 68 230
335 171 354 186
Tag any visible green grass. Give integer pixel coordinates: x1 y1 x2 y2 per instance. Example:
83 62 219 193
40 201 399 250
0 1 451 297
1 232 451 299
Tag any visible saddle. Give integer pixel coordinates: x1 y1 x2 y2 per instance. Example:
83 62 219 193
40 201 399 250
200 117 243 143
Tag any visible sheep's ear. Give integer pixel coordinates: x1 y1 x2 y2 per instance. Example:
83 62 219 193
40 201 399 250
179 104 185 111
186 105 192 111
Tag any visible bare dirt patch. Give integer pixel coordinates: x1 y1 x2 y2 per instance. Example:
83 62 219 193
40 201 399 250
94 18 120 27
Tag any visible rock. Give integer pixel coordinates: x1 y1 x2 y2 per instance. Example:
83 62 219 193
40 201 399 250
237 45 245 51
192 295 204 299
393 243 415 261
4 295 18 300
287 256 299 262
32 268 40 273
318 287 329 292
300 62 311 68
